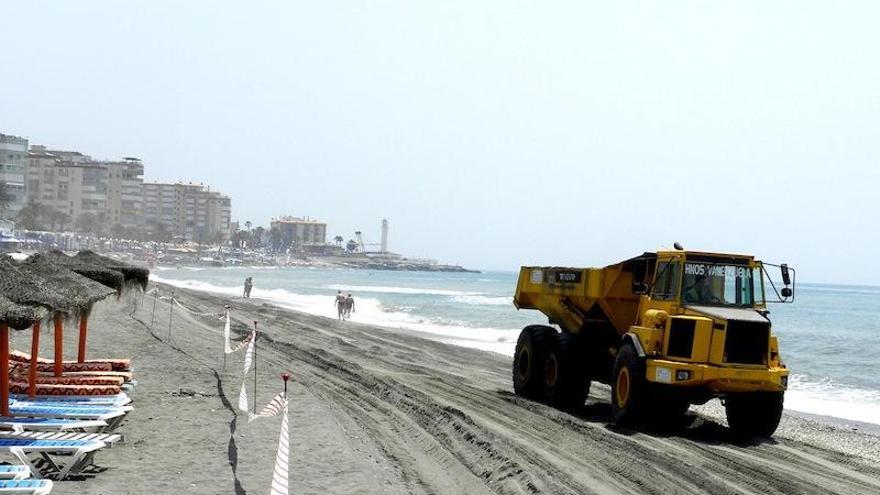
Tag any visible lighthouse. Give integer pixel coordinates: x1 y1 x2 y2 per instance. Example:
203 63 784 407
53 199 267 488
380 218 389 253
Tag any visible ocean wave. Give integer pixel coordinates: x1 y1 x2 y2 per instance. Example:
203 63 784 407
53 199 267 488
451 295 512 306
785 375 880 425
327 284 481 297
152 275 521 350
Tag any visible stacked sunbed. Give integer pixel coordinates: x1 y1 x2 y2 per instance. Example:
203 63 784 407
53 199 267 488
0 250 149 490
0 355 135 483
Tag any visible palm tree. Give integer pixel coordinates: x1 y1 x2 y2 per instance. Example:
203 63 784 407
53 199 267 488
245 220 252 231
345 239 358 253
334 235 344 246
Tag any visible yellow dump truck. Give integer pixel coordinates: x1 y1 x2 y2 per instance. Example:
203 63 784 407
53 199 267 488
512 248 795 437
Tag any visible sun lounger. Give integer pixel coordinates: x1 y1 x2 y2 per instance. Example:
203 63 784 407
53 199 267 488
9 370 124 387
0 431 121 448
11 393 131 408
0 465 30 480
0 479 53 494
9 380 122 397
62 370 133 383
11 351 130 372
0 418 107 433
8 405 131 431
0 438 105 479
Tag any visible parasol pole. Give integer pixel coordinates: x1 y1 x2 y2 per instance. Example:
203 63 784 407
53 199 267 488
53 314 63 377
77 314 88 363
0 324 9 416
29 321 41 399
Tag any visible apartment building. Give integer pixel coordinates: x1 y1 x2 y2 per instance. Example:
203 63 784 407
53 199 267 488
25 146 144 229
0 133 29 217
26 146 107 221
143 181 231 242
270 216 327 248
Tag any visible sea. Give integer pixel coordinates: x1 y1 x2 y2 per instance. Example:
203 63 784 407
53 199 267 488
151 266 880 426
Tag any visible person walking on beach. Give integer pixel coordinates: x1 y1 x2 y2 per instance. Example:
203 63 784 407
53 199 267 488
344 292 355 319
334 290 347 320
243 277 253 298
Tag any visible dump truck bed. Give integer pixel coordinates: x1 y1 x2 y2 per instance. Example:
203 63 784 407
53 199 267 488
514 254 655 335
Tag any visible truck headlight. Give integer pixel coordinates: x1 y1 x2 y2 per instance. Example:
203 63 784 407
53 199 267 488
675 370 691 381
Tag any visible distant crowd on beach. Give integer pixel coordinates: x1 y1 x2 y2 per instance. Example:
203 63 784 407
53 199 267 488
335 291 356 321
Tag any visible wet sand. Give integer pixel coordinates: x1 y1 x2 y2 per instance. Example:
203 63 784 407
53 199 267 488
13 282 880 494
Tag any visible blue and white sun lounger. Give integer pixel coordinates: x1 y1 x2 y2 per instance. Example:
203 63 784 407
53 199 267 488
0 431 121 448
0 465 29 480
11 392 131 408
8 404 131 431
0 417 108 433
0 479 53 494
0 438 104 479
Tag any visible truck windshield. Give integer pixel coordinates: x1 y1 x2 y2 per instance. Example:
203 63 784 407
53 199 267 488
681 261 758 307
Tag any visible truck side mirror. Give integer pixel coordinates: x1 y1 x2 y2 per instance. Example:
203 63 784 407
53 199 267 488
780 264 791 286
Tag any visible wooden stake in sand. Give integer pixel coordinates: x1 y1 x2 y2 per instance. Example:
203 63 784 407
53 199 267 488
150 289 158 330
0 324 9 417
168 290 175 342
77 314 88 363
54 314 64 377
29 320 41 399
253 320 258 414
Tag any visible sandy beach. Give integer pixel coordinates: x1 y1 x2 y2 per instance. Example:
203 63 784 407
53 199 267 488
11 282 880 495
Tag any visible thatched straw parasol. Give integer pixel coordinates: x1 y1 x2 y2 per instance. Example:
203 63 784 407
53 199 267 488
0 294 48 331
20 254 117 312
0 256 75 314
73 250 149 290
44 250 126 293
21 253 120 366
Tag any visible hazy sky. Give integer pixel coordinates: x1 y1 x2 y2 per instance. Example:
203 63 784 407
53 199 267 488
2 2 878 283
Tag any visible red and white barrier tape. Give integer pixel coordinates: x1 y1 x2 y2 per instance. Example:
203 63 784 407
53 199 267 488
270 398 289 495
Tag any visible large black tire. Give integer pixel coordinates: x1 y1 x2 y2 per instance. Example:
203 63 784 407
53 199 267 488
512 325 557 399
544 332 591 409
725 392 784 438
611 344 647 425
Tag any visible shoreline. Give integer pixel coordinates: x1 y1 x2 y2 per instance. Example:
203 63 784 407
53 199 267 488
153 276 880 434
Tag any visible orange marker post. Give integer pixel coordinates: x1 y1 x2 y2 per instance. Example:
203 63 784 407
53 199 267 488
29 321 41 399
0 324 9 416
54 314 63 377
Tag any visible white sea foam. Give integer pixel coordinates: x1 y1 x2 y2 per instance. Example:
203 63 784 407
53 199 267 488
784 375 880 425
451 295 512 306
153 275 521 351
327 284 480 297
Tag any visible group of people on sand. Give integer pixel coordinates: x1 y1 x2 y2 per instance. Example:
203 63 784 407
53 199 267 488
334 290 356 320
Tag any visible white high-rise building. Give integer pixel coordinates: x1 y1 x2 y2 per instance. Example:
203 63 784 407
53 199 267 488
0 133 29 218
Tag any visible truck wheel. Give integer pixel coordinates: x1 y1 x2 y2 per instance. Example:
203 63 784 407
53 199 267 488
544 332 591 409
512 325 557 399
611 344 647 425
725 392 784 438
